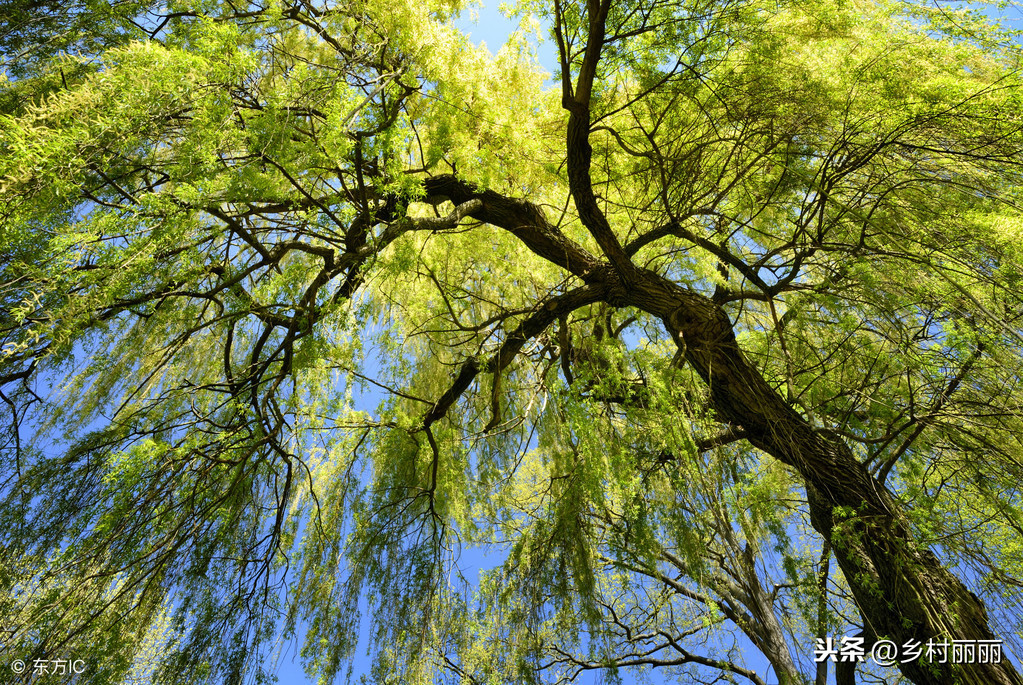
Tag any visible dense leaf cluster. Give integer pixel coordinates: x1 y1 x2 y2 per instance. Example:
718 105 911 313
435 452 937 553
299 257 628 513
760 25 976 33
2 1 1023 684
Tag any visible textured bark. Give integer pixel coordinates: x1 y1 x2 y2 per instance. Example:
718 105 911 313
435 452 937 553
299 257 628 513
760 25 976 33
417 174 1021 684
623 271 1021 685
547 6 1020 674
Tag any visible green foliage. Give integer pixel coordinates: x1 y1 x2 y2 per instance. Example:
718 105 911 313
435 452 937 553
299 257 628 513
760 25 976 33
2 0 1023 683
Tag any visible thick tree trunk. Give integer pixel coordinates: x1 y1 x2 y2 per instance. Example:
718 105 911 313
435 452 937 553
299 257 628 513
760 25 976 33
419 175 1020 684
540 2 1020 680
623 270 1022 685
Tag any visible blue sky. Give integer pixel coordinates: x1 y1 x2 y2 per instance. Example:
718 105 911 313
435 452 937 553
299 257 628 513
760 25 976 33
5 0 1023 684
13 1 1000 683
258 1 1023 683
457 2 523 54
262 9 671 682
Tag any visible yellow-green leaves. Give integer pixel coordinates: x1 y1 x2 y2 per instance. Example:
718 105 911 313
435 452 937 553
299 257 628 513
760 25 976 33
3 0 1023 683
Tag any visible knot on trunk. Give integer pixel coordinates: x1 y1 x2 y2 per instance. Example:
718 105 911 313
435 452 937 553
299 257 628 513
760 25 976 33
667 299 735 348
583 263 629 306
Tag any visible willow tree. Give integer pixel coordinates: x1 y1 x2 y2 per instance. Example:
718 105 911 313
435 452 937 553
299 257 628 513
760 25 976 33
2 0 1023 683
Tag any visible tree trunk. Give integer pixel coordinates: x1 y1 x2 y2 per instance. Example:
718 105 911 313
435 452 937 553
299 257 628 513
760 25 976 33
419 176 1020 684
622 269 1022 685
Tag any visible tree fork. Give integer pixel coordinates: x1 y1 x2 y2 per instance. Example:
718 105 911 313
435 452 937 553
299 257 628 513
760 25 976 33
413 176 1020 684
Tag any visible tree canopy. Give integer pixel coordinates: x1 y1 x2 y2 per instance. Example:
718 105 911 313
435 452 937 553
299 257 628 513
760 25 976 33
3 0 1023 683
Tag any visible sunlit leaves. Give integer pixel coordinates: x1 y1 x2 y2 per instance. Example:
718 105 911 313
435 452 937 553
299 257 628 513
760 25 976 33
3 0 1023 683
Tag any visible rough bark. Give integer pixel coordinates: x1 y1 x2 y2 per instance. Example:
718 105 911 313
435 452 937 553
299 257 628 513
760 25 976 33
544 4 1022 678
419 174 1022 684
625 270 1021 685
